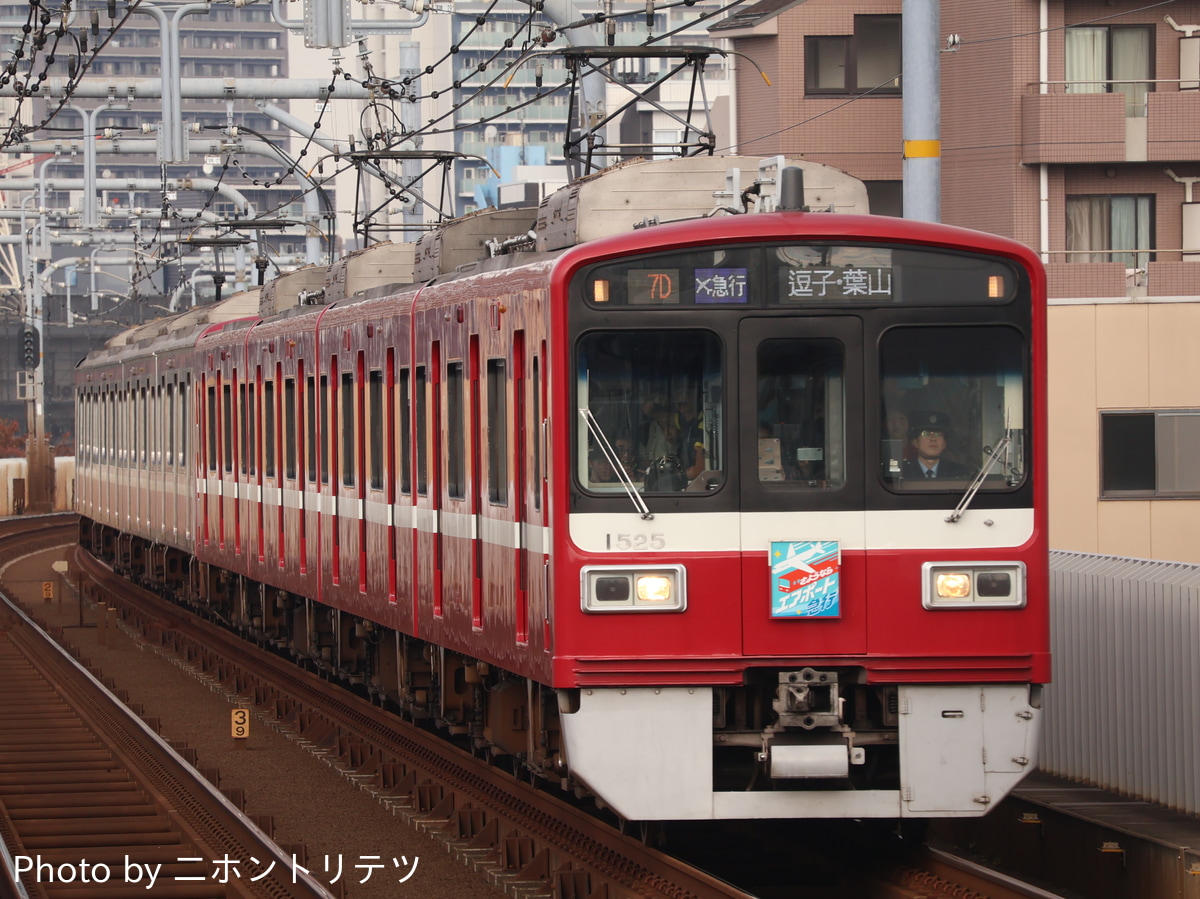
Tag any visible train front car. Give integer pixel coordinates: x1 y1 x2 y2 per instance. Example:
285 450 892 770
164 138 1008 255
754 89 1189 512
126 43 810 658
549 211 1048 822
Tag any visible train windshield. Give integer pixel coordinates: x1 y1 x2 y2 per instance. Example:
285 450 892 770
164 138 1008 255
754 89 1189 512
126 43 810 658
880 325 1027 490
755 338 845 488
577 331 724 494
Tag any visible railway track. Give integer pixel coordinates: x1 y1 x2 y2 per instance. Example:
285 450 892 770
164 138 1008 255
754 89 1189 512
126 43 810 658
0 519 334 899
1 518 1063 899
70 541 755 899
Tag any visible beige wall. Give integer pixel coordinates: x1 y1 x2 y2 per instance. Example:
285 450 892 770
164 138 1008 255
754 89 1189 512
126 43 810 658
1050 303 1200 563
0 457 74 516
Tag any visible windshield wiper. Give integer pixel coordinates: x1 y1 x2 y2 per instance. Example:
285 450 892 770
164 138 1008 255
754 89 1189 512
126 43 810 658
579 408 654 520
945 432 1011 524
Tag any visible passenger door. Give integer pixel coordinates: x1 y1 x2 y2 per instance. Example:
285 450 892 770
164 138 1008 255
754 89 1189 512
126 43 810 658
737 316 867 656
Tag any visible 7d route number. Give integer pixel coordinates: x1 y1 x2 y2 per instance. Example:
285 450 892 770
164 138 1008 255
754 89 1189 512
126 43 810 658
605 533 666 551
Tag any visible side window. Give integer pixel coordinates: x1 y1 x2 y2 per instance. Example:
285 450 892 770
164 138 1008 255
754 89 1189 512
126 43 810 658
415 366 428 496
238 383 248 475
206 383 217 472
447 361 465 500
264 379 277 479
180 377 189 466
306 374 318 483
532 353 541 512
222 383 233 473
369 369 384 490
321 372 331 485
342 371 355 487
284 377 297 480
487 358 508 504
166 383 175 467
399 367 412 495
246 380 256 476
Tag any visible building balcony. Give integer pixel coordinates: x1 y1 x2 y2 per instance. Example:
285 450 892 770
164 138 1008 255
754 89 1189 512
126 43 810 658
456 101 565 123
1045 260 1199 301
1022 82 1200 164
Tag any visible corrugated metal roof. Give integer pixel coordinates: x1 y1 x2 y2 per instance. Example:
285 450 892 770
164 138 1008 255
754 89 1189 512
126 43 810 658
1052 550 1200 589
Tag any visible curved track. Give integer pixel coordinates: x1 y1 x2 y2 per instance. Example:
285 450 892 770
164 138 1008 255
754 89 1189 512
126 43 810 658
0 517 334 899
72 540 756 899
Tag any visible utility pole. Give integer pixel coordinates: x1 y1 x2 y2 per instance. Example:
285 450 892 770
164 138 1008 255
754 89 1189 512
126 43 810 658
20 290 52 514
902 0 940 222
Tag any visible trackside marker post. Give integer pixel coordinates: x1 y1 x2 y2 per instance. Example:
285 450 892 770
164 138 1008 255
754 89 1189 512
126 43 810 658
232 708 250 748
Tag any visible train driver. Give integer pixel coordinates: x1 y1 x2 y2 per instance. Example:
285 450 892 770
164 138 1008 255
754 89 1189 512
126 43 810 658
900 411 972 480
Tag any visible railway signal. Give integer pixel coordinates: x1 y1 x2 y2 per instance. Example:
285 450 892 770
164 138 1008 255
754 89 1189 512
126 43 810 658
21 326 40 369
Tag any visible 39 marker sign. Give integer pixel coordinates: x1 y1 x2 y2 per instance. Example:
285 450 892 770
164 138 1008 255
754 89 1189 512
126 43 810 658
231 709 250 740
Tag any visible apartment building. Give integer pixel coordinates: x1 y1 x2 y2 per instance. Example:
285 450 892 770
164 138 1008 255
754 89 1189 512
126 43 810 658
0 2 305 440
715 0 1200 562
1 1 308 294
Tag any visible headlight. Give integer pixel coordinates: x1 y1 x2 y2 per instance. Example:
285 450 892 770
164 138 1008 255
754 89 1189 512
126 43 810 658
922 562 1025 609
581 565 686 612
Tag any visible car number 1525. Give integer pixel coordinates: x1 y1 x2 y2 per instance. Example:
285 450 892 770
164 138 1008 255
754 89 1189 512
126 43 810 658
606 533 666 551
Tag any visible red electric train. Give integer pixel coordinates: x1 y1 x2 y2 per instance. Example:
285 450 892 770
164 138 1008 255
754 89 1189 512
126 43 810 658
75 156 1049 822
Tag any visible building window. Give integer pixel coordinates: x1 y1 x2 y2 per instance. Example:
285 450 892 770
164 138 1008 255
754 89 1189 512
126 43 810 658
1066 195 1153 268
805 15 901 95
1065 25 1153 116
1102 411 1200 496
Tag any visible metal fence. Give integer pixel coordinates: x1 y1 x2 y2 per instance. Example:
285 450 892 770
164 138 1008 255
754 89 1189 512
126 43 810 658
1043 551 1200 816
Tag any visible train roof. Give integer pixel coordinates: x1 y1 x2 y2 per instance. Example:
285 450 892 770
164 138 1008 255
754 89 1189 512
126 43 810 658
80 155 873 369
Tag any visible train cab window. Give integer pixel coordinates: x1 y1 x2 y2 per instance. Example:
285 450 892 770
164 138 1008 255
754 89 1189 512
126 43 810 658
756 339 845 488
576 330 723 495
880 326 1027 490
487 358 508 504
